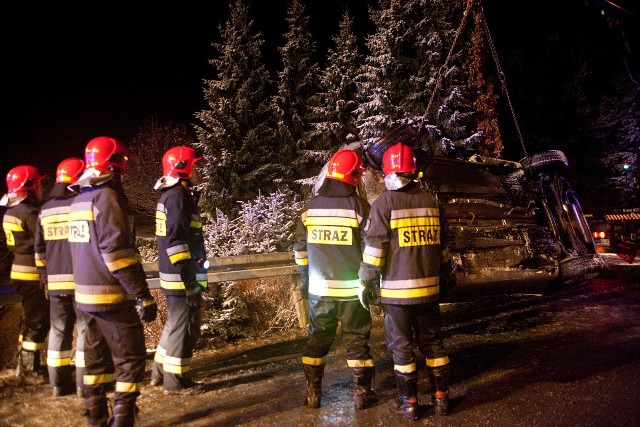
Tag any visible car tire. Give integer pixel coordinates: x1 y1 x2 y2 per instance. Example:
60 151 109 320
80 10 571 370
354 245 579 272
522 150 569 172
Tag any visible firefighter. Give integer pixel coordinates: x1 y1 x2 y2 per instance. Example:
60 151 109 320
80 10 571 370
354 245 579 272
150 146 208 394
293 149 378 410
1 165 49 386
68 136 157 426
358 142 450 421
34 157 87 397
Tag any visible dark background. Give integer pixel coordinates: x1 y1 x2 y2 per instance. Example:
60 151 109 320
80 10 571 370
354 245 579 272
2 0 638 193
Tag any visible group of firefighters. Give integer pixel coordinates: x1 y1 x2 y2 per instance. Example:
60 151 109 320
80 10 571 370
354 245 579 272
1 137 450 424
294 141 450 421
1 136 207 426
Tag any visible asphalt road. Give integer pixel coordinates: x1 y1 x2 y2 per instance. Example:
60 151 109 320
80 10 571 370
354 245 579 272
138 258 640 427
1 256 638 427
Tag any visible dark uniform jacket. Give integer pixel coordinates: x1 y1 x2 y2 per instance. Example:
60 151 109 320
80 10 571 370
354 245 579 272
2 197 41 284
293 179 370 300
34 183 78 296
0 206 13 285
68 178 150 312
361 183 441 305
155 182 207 295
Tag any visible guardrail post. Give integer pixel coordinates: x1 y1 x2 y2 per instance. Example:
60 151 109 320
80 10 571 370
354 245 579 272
290 273 309 329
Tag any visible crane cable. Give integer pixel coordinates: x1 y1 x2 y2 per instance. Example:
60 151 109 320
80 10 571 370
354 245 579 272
425 0 473 119
426 0 529 158
478 1 528 157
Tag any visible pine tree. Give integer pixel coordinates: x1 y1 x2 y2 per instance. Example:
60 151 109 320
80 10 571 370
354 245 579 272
356 0 497 159
271 0 321 189
313 10 363 151
194 0 281 215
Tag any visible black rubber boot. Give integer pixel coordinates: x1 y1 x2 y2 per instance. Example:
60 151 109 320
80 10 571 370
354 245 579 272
303 364 324 408
352 366 378 410
84 394 109 427
16 349 46 385
428 365 450 416
108 402 139 427
387 370 419 421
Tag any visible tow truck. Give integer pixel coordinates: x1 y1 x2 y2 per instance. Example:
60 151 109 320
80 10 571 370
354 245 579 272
590 207 640 263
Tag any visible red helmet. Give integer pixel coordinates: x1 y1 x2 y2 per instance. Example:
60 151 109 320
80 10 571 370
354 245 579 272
84 136 131 175
6 165 44 195
56 158 85 184
382 142 417 176
325 149 365 187
162 146 202 179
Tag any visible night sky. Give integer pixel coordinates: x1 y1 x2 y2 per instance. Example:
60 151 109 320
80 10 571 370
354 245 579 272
2 0 638 193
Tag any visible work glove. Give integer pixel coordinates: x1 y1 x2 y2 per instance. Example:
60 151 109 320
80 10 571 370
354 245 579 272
136 295 158 322
185 284 203 309
298 265 309 300
358 262 381 311
358 279 380 311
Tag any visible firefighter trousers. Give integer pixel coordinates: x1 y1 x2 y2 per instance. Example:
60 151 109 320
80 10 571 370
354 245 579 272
303 298 373 365
81 302 147 406
383 302 447 370
47 295 86 390
16 281 50 353
152 293 202 390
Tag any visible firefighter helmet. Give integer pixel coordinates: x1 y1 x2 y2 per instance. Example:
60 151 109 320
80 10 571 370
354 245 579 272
382 142 417 176
162 146 202 180
56 158 85 184
325 149 365 187
84 136 131 175
5 165 44 195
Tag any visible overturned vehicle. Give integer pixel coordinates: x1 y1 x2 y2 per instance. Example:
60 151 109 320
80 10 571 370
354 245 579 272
318 140 608 302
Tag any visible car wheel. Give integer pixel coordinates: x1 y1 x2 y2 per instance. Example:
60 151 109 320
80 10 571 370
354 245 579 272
522 150 569 172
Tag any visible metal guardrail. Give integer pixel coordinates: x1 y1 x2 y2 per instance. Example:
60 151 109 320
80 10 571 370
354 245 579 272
0 251 300 305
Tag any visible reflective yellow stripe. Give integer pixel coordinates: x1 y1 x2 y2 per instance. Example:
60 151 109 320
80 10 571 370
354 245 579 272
11 271 40 281
3 222 23 232
69 210 94 221
301 356 326 366
40 213 70 225
163 354 192 374
21 341 45 351
362 254 384 267
168 252 190 264
47 357 72 367
160 279 186 290
390 216 439 229
105 256 138 272
84 373 115 385
35 259 46 267
426 356 450 368
347 359 376 368
75 293 132 305
48 281 75 291
304 217 359 227
308 281 359 298
380 286 439 299
164 363 191 374
116 381 141 393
